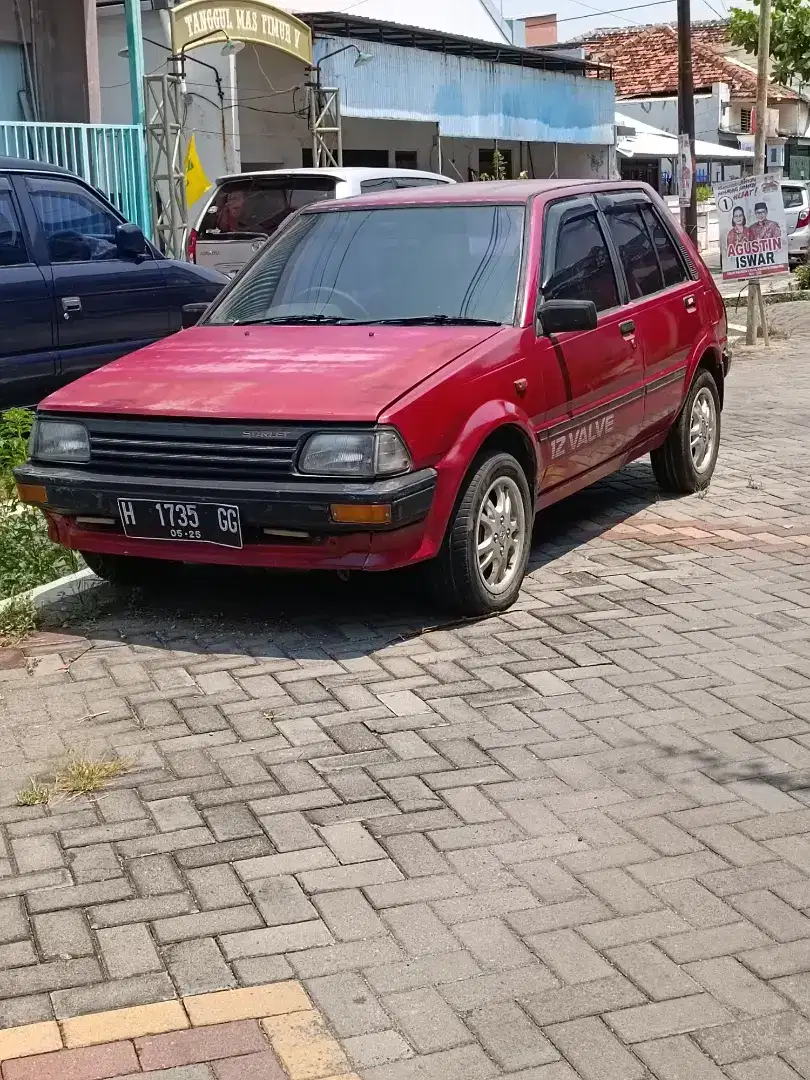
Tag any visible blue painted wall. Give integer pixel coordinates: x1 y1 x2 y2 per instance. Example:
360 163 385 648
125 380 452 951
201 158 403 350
315 37 615 146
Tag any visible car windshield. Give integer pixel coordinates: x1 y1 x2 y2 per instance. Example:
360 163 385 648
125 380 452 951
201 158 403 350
199 176 337 242
207 204 525 326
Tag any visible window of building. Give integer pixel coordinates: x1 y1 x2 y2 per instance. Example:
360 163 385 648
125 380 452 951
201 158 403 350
394 151 418 170
544 211 619 312
739 107 752 133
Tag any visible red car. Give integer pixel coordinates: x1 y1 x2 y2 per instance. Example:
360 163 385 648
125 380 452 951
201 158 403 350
16 180 729 615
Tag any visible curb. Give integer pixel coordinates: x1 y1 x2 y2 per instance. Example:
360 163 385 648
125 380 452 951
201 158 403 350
0 567 100 614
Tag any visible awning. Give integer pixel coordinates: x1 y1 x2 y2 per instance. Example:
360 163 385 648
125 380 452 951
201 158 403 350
616 112 754 161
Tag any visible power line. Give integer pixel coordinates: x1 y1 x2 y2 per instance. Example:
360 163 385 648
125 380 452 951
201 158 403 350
557 0 675 23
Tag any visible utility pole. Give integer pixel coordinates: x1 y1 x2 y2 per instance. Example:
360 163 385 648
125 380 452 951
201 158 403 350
677 0 697 243
746 0 772 345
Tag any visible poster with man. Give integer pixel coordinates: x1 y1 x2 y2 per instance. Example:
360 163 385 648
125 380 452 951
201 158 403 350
714 173 788 281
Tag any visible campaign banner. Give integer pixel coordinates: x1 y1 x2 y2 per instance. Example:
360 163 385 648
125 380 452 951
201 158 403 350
714 173 788 281
678 134 693 208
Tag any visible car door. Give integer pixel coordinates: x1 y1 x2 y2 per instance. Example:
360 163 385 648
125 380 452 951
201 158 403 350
24 175 168 385
530 196 644 490
0 175 57 408
597 191 700 434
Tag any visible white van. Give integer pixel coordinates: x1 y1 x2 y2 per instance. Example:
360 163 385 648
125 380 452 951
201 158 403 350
187 166 454 276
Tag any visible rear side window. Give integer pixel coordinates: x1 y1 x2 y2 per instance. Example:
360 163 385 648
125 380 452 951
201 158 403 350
395 177 446 188
199 176 336 241
360 178 397 193
27 177 119 263
0 182 28 267
604 207 663 299
782 186 806 209
642 206 688 287
544 211 619 312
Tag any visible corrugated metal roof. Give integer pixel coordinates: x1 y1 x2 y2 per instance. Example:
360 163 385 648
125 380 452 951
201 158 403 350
288 0 511 45
315 35 615 145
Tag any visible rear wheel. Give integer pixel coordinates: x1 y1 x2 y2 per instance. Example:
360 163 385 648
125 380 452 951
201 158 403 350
81 552 169 589
651 369 721 494
430 451 532 615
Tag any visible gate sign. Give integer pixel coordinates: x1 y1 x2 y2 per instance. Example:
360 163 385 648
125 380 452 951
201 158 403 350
714 173 788 282
171 0 313 65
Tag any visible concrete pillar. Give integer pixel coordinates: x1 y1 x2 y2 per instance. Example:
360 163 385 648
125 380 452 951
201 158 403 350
35 0 100 122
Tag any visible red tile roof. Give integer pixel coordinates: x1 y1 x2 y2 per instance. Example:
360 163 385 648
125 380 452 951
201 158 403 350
580 24 797 102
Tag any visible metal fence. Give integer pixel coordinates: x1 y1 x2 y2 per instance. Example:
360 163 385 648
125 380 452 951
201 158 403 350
0 121 151 234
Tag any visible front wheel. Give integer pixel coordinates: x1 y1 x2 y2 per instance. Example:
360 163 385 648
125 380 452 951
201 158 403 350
429 451 532 616
650 369 721 494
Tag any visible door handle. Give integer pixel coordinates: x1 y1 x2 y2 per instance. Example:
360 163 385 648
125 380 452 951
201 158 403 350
61 296 82 314
684 295 697 311
619 319 635 335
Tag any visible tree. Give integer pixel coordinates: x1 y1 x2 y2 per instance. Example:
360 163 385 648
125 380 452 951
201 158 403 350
728 0 810 86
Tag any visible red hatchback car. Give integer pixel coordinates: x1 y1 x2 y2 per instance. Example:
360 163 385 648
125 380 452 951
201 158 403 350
16 180 729 615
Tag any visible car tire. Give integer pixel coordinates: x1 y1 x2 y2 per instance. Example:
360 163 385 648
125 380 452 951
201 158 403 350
650 368 721 494
430 451 533 616
81 552 169 589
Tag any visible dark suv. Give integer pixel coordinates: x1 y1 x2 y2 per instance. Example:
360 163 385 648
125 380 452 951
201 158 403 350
0 156 226 408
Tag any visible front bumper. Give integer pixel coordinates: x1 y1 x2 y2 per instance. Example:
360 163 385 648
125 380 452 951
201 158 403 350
14 463 438 572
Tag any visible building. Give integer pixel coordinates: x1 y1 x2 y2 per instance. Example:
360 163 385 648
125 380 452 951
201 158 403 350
576 23 808 179
96 0 616 218
0 0 100 123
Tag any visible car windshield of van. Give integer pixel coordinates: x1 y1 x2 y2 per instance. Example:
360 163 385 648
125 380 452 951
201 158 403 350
207 204 524 327
198 176 337 241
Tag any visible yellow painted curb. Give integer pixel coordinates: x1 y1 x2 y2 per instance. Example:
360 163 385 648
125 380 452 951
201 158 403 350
0 979 350 1077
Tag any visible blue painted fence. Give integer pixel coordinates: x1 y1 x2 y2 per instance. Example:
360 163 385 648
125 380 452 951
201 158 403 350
0 121 151 234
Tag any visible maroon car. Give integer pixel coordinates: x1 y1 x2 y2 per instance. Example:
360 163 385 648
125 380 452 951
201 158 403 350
16 180 730 614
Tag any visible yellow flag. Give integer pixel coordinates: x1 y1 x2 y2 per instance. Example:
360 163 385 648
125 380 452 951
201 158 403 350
184 135 211 206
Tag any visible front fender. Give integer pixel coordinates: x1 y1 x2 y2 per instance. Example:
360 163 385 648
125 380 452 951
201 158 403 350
414 399 538 561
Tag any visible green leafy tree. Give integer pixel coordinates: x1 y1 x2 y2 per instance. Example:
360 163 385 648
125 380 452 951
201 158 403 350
728 0 810 86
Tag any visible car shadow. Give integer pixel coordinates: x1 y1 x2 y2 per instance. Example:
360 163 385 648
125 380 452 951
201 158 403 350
41 459 665 659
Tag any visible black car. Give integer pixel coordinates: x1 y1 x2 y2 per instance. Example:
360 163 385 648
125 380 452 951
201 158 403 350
0 156 226 408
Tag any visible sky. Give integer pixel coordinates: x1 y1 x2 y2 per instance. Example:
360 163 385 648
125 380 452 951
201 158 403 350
499 0 732 41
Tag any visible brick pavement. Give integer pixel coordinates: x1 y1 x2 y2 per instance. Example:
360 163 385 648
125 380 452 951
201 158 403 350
1 331 810 1079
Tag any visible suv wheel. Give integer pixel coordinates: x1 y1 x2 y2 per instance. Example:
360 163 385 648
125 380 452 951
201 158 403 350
431 451 532 615
81 552 168 589
651 369 721 494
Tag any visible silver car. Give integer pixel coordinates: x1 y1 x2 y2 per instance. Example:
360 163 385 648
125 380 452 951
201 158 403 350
783 179 810 267
187 166 455 276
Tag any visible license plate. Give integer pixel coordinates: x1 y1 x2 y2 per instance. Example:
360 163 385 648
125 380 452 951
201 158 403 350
118 499 242 549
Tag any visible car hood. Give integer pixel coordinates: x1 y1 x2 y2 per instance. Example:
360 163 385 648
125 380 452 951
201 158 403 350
41 325 502 421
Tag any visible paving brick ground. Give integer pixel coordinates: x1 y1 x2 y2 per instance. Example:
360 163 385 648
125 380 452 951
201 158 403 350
1 328 810 1079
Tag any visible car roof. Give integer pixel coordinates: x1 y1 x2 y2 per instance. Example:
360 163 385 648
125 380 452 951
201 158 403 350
300 178 658 211
0 155 73 177
213 166 452 185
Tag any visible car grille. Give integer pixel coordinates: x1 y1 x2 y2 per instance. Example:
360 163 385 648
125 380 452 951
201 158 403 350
79 417 316 480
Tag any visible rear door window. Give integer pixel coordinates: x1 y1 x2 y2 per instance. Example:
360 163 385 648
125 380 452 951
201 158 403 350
199 176 336 241
360 178 398 193
544 210 620 312
604 207 663 299
641 205 688 287
0 181 29 267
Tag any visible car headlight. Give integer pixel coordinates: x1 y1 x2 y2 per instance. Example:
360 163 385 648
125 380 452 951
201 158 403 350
298 429 411 478
30 419 90 463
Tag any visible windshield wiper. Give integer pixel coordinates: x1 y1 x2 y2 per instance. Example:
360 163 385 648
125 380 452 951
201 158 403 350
359 315 502 326
231 314 362 326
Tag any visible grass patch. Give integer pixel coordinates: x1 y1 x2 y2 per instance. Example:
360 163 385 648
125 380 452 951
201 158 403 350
54 755 127 795
0 594 38 643
0 409 81 602
15 754 128 805
16 778 54 806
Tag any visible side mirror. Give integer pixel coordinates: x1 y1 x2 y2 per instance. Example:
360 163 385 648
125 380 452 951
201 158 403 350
536 299 598 336
181 302 209 328
115 222 148 259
